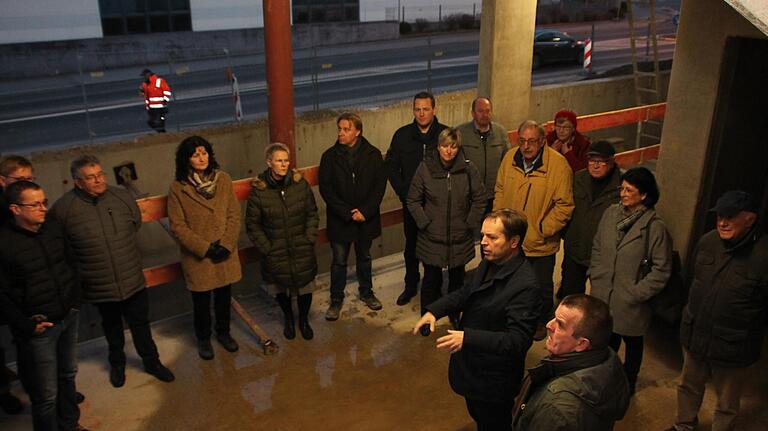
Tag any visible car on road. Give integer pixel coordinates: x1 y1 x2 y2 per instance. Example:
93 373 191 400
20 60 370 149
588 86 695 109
533 29 585 69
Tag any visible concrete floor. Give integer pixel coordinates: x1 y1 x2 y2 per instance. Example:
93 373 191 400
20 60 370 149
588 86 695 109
2 251 767 430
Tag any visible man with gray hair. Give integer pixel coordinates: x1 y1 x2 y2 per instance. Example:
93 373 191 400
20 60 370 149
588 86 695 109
494 120 574 341
49 155 174 388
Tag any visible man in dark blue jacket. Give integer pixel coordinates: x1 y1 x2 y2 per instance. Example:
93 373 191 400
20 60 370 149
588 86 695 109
0 181 86 431
413 209 540 430
319 112 388 321
386 91 448 306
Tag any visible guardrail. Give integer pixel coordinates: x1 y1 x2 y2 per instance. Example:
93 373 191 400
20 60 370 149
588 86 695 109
139 102 666 288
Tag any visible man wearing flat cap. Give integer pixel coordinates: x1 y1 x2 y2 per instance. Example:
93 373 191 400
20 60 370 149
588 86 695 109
558 140 621 300
665 190 767 431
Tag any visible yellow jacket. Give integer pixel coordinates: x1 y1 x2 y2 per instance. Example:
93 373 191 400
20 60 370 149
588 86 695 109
494 146 574 257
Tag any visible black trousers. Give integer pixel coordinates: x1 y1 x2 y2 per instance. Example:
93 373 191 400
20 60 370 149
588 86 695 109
557 254 589 300
146 107 167 132
95 289 160 367
190 285 232 340
528 254 556 324
610 333 644 387
465 397 512 431
402 205 421 290
421 265 465 314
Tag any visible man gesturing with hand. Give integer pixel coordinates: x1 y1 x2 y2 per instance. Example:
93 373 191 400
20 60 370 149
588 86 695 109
413 209 540 431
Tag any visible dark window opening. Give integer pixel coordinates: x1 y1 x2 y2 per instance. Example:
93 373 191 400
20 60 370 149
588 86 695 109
293 0 360 24
99 0 191 35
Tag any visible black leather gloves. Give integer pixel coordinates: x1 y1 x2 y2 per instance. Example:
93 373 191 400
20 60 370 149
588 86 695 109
205 240 231 263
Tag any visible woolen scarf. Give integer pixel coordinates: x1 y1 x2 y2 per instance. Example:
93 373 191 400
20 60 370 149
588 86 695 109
188 170 220 199
616 205 648 244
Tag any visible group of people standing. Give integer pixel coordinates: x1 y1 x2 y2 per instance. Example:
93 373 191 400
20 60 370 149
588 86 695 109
1 89 766 431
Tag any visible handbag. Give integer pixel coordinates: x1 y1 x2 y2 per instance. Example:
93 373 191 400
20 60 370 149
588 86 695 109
636 218 687 325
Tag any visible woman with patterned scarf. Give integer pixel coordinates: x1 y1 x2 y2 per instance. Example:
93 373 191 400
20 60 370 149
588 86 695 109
167 136 242 360
588 167 673 395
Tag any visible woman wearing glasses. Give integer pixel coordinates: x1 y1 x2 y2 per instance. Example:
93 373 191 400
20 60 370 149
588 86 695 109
167 136 242 360
589 166 672 395
406 128 486 334
546 109 591 172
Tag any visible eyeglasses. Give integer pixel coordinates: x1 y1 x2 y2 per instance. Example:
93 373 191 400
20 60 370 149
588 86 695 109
78 172 106 182
618 186 639 194
555 125 574 131
14 199 48 210
1 174 36 182
588 158 610 166
518 138 541 146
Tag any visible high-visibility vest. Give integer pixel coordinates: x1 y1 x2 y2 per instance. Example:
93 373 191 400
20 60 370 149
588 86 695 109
141 74 172 109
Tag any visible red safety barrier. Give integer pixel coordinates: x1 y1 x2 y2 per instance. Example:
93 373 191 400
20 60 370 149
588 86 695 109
141 103 666 288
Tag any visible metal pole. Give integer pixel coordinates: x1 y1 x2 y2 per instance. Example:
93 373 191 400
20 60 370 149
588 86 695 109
398 0 401 22
646 21 651 57
426 35 432 92
75 49 94 144
263 0 297 166
312 46 319 111
439 4 442 22
473 3 476 20
167 53 179 132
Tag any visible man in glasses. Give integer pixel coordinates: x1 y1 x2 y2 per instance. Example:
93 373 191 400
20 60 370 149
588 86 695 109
494 120 574 341
0 181 87 430
558 140 621 301
0 155 34 415
50 155 174 388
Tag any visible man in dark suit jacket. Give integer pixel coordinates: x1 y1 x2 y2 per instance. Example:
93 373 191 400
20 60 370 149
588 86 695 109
319 112 388 321
413 208 540 431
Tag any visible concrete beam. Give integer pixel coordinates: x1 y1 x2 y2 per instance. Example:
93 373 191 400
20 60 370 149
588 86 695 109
477 0 537 129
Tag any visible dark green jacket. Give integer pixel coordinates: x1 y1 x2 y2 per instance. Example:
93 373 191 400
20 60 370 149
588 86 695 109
246 169 319 289
680 225 768 367
513 349 630 431
563 167 621 266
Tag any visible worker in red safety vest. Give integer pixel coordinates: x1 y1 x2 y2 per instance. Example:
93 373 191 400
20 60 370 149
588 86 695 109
140 69 172 133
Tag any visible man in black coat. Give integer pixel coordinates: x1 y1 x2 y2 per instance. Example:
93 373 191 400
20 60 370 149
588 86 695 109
0 181 85 431
385 91 448 306
413 209 540 430
666 190 768 431
319 112 388 321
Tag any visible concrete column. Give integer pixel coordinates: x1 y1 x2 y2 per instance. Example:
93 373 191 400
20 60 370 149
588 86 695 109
263 0 297 166
477 0 537 130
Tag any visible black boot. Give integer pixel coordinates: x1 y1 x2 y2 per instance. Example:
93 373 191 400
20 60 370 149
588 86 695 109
276 293 295 340
297 294 314 340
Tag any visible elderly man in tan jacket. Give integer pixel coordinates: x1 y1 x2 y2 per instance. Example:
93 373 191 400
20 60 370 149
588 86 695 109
494 120 574 340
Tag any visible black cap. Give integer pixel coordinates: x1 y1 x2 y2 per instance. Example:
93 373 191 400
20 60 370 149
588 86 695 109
140 68 152 76
709 190 757 217
586 140 615 158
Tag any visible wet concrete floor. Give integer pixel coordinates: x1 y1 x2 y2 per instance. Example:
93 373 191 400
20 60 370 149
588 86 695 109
2 252 767 430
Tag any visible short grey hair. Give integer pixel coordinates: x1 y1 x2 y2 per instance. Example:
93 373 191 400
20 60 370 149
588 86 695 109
517 120 545 139
265 143 290 161
70 155 101 179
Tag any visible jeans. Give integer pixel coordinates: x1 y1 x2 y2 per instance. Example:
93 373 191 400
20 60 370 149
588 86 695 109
528 254 556 324
557 254 588 300
402 205 421 290
421 265 465 314
95 289 160 368
191 285 232 340
16 309 80 431
675 349 748 431
330 238 373 302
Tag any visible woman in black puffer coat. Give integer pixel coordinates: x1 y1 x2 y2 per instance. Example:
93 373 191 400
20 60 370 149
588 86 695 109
246 143 319 340
406 128 486 333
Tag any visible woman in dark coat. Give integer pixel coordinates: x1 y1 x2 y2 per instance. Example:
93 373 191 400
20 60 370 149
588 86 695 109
546 109 591 172
406 128 486 334
246 143 319 340
167 136 242 360
589 167 672 395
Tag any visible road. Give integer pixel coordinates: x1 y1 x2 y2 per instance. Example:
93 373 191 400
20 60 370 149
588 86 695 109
0 19 678 153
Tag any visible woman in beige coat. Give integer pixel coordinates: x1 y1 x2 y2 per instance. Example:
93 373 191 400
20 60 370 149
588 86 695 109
168 136 242 360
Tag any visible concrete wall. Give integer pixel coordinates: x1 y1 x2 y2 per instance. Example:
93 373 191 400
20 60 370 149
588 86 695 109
0 0 102 44
655 0 766 259
0 21 399 79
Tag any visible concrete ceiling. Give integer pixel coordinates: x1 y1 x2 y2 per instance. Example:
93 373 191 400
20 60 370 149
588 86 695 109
724 0 768 36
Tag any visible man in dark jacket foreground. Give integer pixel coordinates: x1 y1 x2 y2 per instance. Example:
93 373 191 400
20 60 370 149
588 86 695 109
49 155 174 388
512 294 630 431
319 113 387 321
666 190 768 431
0 181 87 431
413 209 540 430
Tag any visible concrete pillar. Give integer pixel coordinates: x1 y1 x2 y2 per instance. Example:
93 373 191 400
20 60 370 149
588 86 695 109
477 0 537 130
263 0 297 166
